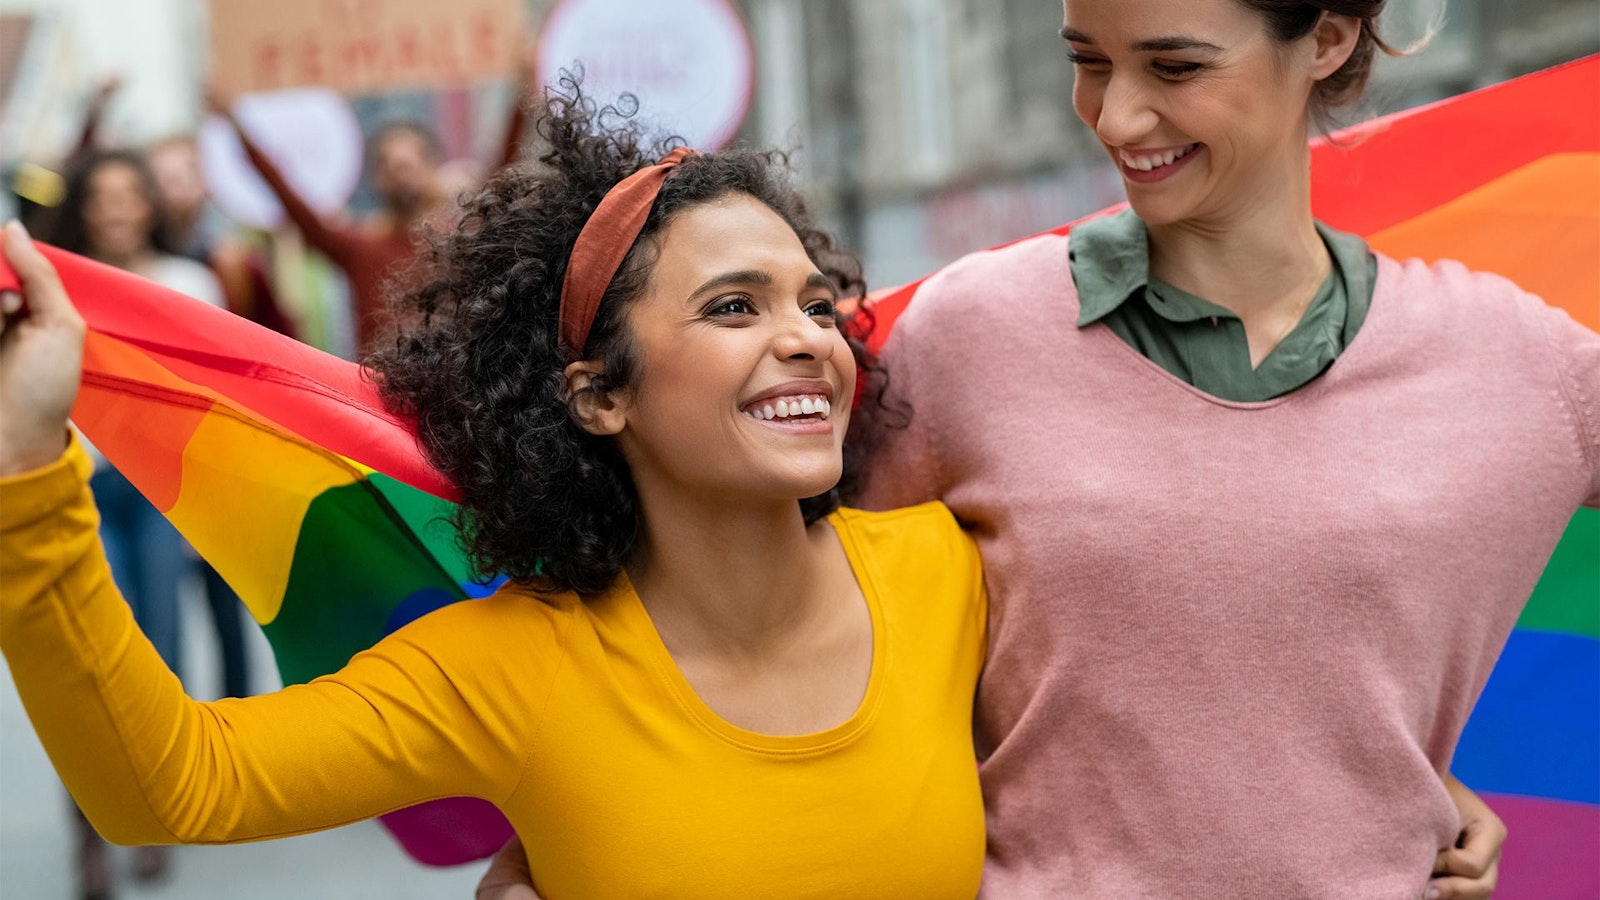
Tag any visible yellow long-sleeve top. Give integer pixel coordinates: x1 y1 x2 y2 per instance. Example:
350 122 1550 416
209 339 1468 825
0 437 987 898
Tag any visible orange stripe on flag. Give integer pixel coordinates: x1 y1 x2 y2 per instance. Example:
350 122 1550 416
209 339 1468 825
73 333 211 512
1370 153 1600 331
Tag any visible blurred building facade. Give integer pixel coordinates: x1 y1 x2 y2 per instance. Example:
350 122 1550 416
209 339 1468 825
2 0 1596 285
740 0 1600 286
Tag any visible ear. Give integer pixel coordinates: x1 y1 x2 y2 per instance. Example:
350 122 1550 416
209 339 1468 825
564 360 627 436
1308 12 1362 81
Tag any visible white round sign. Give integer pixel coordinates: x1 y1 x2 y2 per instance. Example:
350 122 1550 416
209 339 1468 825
536 0 754 150
198 88 365 231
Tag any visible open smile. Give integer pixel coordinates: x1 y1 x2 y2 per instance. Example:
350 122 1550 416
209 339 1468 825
1117 143 1202 183
739 379 836 435
740 393 832 422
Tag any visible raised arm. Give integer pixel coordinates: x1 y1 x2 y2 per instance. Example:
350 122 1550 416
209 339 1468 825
494 37 541 172
0 227 536 846
205 84 363 267
69 75 123 161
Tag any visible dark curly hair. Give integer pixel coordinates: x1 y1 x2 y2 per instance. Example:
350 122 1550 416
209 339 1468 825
45 149 179 258
368 76 885 597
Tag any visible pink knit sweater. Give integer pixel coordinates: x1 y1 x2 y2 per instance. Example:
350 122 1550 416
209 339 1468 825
859 232 1599 899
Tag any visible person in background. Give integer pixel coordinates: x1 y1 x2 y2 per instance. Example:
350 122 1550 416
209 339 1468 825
146 133 298 341
204 84 447 356
41 147 231 900
201 45 545 356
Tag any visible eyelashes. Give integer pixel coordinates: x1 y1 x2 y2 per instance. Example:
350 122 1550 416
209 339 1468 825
1064 50 1204 80
703 297 839 321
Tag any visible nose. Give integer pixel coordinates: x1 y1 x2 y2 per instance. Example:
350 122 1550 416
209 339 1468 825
771 306 836 363
1093 72 1160 148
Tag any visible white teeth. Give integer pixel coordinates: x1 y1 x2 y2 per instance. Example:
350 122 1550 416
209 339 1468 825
743 395 832 422
1120 144 1195 172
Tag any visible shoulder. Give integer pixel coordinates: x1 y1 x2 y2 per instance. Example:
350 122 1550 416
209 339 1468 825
1376 253 1562 326
831 502 980 579
372 582 582 673
832 504 986 649
881 230 1076 385
1373 254 1600 352
899 231 1074 327
150 255 225 307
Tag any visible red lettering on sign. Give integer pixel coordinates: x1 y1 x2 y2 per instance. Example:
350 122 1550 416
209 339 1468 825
338 33 386 85
395 24 423 75
430 18 464 81
291 31 325 85
253 38 285 90
471 10 499 64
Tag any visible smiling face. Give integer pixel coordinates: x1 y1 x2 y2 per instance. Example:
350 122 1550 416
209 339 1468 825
1062 0 1346 228
82 160 158 262
148 139 207 224
588 193 854 508
373 128 440 214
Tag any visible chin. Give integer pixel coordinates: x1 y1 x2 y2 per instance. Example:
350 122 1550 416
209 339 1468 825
1121 194 1192 229
772 464 845 504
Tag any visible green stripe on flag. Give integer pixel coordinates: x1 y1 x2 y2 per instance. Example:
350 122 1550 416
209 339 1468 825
266 479 469 684
1518 508 1600 639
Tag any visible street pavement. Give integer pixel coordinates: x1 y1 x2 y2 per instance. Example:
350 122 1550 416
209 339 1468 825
1 577 486 899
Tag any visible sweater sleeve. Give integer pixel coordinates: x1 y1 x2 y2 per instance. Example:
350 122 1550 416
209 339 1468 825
1540 301 1600 508
0 435 552 846
235 125 363 266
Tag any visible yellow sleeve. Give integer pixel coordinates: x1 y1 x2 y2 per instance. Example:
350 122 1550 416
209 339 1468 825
0 434 560 846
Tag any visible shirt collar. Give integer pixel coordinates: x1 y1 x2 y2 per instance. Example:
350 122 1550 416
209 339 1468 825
1070 207 1372 330
1070 206 1149 327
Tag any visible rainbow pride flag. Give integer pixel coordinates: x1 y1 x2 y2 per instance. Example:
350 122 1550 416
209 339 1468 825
0 56 1594 892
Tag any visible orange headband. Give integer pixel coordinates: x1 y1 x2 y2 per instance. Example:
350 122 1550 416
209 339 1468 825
558 146 694 361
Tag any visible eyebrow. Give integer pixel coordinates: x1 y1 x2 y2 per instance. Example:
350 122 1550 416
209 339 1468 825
688 269 836 300
1060 27 1223 54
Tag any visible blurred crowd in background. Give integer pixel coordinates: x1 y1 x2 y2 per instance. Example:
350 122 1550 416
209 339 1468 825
0 1 1595 898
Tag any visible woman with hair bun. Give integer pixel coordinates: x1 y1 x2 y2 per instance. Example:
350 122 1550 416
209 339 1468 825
860 0 1587 897
0 82 987 897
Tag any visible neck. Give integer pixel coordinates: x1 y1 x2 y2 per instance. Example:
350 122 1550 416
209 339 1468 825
386 192 440 230
1145 143 1330 323
627 484 833 659
169 207 199 243
94 247 157 273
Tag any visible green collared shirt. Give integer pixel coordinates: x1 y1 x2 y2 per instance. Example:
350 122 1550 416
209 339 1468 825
1070 207 1376 402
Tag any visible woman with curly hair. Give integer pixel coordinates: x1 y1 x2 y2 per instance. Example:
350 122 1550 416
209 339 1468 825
0 84 986 897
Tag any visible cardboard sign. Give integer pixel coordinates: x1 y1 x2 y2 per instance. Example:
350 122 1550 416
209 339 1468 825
209 0 525 95
197 88 365 230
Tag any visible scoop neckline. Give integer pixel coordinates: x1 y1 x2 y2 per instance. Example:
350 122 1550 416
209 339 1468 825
609 512 888 755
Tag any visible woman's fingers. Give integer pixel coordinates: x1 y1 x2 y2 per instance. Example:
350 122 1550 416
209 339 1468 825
1427 810 1503 900
0 220 86 476
1426 859 1500 900
3 221 79 328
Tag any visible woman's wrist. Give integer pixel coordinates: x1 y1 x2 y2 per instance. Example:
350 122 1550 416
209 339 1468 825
0 430 71 478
